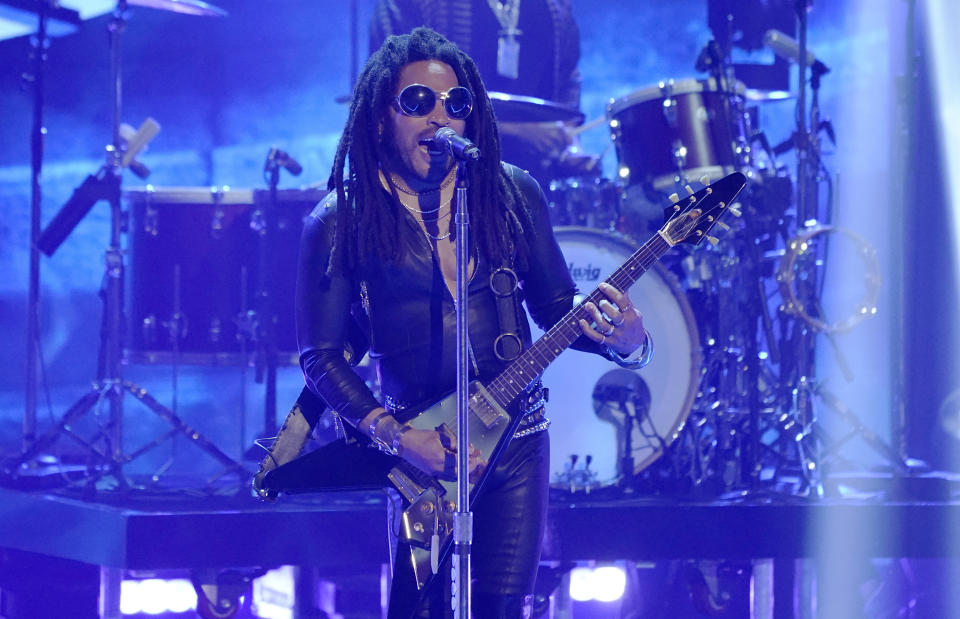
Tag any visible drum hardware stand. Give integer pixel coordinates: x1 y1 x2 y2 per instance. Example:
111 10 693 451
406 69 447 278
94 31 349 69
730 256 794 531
811 385 909 475
21 1 82 453
7 1 248 488
245 148 304 454
592 380 651 493
745 0 830 497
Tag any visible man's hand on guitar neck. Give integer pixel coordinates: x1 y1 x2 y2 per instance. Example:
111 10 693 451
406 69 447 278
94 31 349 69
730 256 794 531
579 282 646 356
359 407 488 482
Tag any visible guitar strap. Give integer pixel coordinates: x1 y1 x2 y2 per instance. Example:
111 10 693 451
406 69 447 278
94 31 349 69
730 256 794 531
489 261 524 362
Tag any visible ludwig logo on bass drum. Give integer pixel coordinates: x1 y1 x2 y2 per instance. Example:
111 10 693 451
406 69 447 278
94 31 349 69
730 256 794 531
567 261 602 283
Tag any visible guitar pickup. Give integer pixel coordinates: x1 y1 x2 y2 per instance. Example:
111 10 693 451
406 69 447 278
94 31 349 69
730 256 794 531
468 382 510 430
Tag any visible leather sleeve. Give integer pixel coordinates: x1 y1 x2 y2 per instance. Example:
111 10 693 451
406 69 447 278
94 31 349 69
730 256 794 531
295 200 381 424
508 165 603 355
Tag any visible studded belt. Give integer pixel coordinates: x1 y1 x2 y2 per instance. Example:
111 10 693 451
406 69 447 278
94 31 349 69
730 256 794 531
512 382 550 439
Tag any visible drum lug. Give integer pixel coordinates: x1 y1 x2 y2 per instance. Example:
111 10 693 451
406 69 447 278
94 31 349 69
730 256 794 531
209 317 222 345
141 315 157 347
250 208 266 235
211 205 225 239
144 203 158 236
672 140 688 170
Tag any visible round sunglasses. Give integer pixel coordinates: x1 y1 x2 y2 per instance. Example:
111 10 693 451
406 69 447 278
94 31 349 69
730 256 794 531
392 84 474 120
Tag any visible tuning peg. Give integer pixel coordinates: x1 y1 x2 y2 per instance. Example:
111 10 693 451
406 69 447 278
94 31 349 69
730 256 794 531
684 184 695 195
668 192 679 203
699 175 710 186
728 204 742 218
714 220 731 231
705 235 719 246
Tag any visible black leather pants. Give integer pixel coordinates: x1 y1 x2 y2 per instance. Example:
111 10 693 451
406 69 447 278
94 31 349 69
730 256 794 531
388 429 550 618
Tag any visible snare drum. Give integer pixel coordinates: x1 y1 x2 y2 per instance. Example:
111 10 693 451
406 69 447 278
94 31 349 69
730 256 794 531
125 187 323 365
532 228 701 489
608 77 748 192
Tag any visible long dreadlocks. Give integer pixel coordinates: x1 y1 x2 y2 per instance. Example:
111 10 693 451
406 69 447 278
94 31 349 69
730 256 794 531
326 27 534 274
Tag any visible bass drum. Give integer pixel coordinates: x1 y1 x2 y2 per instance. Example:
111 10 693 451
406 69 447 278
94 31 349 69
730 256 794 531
532 227 701 490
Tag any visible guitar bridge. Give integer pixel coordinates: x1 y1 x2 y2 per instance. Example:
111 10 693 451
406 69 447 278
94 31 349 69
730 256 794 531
388 467 429 504
469 382 510 430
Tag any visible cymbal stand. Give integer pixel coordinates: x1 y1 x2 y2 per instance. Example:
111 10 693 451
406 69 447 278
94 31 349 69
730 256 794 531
7 1 247 488
685 39 775 493
24 0 51 450
784 0 827 495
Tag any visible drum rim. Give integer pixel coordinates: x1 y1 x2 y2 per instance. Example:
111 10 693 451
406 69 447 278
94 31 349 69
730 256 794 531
124 186 255 204
606 77 746 118
551 225 703 475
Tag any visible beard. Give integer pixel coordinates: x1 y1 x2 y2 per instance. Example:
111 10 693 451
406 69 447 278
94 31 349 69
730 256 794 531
382 126 454 185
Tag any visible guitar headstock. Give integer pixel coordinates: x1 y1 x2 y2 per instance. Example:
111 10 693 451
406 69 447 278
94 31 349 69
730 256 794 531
659 172 747 247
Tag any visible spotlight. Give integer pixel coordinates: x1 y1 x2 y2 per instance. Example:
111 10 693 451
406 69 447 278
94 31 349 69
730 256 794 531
119 578 197 616
568 564 627 602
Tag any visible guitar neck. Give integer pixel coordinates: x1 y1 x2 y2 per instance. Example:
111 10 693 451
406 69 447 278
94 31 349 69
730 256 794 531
485 232 672 410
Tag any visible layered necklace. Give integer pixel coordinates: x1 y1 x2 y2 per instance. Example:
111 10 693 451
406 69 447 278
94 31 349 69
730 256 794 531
380 168 457 240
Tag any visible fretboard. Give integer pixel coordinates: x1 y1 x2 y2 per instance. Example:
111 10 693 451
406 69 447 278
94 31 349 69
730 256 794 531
485 231 672 410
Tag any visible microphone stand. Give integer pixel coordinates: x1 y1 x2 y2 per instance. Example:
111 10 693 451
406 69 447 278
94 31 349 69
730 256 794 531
258 156 283 440
452 159 472 619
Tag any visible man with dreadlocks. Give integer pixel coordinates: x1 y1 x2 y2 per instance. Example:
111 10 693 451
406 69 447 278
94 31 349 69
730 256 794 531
296 28 652 617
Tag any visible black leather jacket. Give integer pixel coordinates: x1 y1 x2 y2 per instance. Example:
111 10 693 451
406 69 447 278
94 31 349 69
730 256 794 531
296 164 603 423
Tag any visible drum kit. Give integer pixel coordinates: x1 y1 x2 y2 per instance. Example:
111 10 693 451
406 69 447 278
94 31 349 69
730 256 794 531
527 66 851 497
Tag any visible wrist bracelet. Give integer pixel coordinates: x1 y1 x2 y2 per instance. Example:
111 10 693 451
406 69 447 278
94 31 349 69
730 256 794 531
367 410 391 439
392 425 413 456
604 327 654 369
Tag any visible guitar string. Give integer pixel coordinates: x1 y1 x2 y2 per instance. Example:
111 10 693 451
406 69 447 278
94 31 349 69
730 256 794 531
489 236 670 403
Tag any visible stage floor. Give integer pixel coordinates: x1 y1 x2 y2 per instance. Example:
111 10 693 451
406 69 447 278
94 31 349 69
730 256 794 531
2 474 960 618
2 475 960 570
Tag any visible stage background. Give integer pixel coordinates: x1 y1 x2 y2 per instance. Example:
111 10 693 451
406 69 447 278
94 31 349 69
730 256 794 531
0 0 955 478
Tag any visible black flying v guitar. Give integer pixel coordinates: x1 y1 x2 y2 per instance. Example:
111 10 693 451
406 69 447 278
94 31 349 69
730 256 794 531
254 172 747 605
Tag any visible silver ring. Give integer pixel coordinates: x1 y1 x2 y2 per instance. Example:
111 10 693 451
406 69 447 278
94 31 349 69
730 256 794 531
601 326 615 336
611 317 625 327
600 334 606 345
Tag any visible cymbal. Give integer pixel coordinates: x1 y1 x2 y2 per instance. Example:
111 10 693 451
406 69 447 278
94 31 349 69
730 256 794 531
487 91 585 124
127 0 228 17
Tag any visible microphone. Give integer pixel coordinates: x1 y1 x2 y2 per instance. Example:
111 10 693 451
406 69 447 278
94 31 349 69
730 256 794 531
433 127 480 161
763 29 830 74
265 147 303 176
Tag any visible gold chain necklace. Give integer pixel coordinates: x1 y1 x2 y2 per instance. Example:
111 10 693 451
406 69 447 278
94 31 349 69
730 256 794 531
389 168 456 196
394 191 453 216
377 169 455 241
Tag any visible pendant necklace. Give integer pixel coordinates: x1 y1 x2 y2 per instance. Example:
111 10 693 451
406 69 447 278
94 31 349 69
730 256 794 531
487 0 522 79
